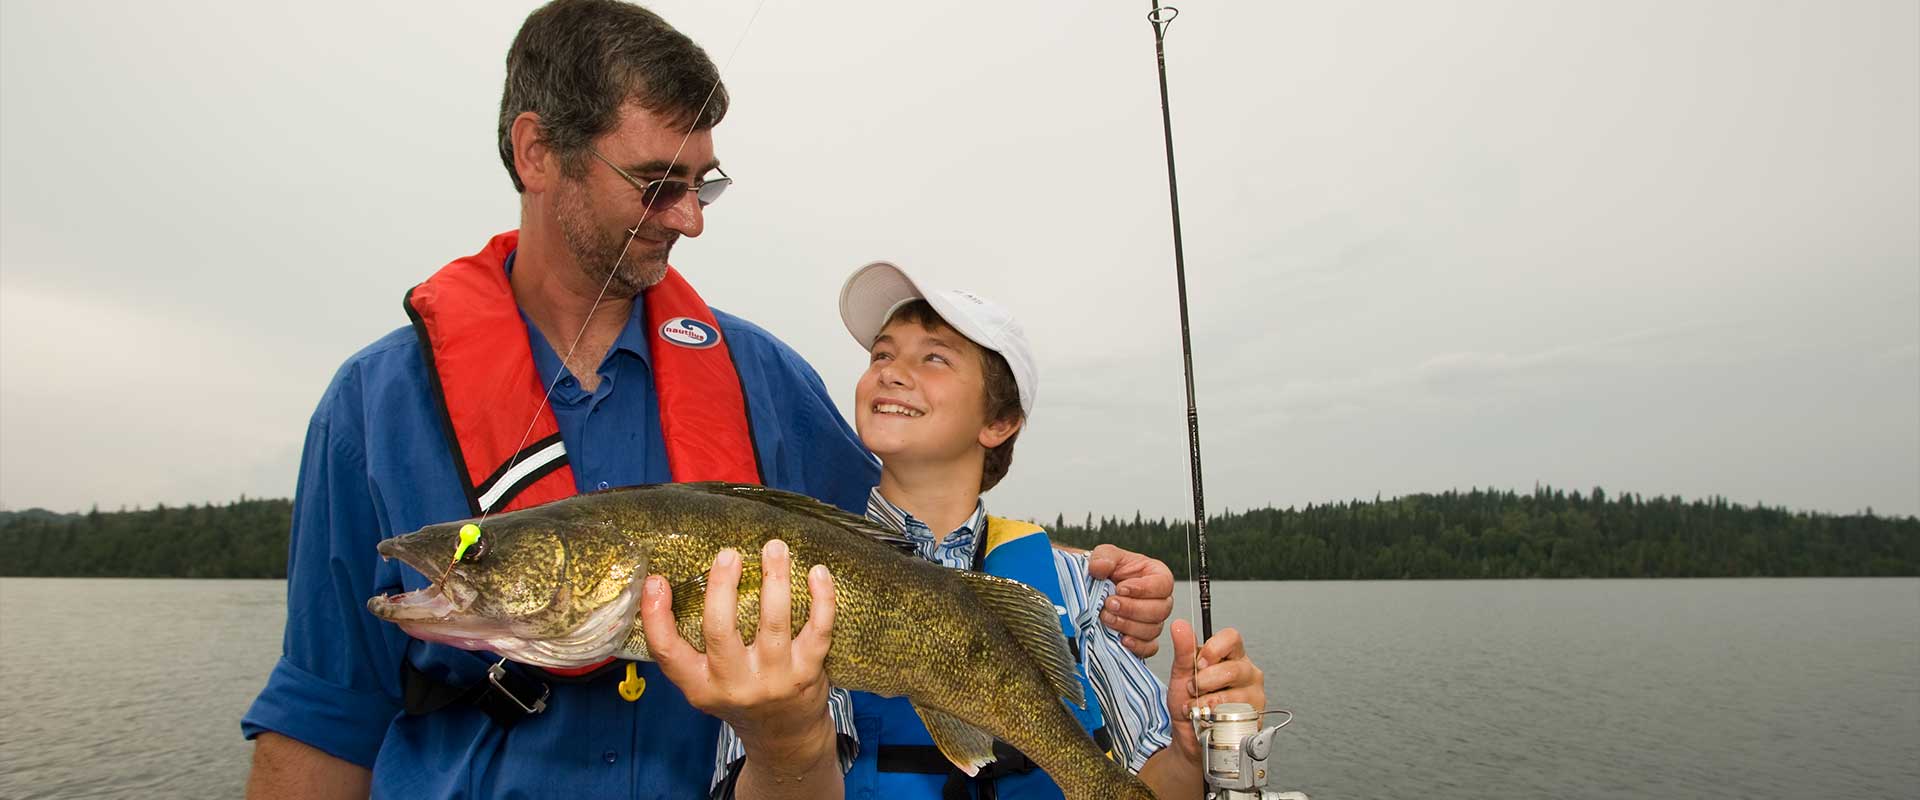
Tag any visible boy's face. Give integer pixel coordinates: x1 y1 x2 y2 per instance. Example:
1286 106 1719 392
855 318 1019 468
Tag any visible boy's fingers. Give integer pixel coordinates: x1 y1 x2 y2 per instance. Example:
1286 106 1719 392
1191 659 1262 696
701 549 746 671
639 575 702 677
794 564 836 666
1167 619 1197 694
757 539 793 647
1193 687 1267 715
1199 627 1246 665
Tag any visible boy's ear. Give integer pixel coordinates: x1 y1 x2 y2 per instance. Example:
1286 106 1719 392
978 415 1022 449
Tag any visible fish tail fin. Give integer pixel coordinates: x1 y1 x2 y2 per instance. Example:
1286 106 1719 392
953 571 1085 707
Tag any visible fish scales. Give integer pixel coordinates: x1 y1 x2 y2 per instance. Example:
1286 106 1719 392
370 482 1157 800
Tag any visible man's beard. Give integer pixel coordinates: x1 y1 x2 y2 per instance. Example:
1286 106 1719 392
555 178 672 297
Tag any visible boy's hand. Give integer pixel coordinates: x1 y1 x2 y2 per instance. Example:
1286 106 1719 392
1165 620 1266 766
640 539 839 771
1087 544 1174 657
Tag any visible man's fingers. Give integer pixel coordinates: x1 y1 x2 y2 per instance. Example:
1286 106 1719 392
1092 544 1171 581
1101 610 1164 645
639 575 701 672
1120 634 1161 660
1112 561 1174 600
1103 592 1172 627
793 564 836 665
1086 545 1118 581
701 548 746 666
757 539 793 647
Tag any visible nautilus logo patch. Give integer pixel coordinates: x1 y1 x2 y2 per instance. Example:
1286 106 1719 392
659 317 720 349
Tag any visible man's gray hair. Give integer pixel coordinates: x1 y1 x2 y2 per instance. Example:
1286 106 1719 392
497 0 728 193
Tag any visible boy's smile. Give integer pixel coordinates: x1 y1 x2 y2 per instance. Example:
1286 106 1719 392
855 320 1005 465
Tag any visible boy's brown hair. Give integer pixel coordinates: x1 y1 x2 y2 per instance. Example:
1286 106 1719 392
886 300 1024 491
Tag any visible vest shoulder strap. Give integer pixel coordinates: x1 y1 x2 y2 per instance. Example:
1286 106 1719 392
984 515 1045 558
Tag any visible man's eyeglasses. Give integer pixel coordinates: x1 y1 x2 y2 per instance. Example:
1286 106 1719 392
588 147 732 210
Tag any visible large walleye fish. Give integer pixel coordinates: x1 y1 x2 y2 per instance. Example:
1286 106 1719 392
368 481 1157 800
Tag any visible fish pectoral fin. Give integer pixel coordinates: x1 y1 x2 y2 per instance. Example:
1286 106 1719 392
913 704 997 777
954 571 1086 708
666 556 766 627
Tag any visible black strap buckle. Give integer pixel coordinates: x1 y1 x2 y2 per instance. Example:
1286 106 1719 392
487 658 549 715
402 655 553 729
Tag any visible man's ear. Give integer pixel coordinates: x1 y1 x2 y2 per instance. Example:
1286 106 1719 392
978 415 1022 449
511 112 558 194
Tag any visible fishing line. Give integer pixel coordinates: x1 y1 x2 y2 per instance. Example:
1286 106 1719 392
477 0 771 532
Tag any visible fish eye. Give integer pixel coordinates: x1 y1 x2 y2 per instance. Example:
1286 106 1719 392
463 536 487 563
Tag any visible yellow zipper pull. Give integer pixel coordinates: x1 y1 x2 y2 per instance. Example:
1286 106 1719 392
617 662 646 702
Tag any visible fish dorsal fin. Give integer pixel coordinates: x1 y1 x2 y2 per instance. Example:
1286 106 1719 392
669 482 917 555
913 704 997 777
953 571 1086 709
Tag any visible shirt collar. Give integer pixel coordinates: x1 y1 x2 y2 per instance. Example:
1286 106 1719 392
608 298 653 362
866 487 988 565
508 249 654 385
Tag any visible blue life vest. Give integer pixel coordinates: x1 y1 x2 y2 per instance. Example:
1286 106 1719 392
844 517 1111 800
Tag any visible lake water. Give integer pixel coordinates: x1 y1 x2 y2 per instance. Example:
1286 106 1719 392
1 578 1915 798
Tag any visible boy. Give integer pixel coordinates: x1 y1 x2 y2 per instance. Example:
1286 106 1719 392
711 262 1268 799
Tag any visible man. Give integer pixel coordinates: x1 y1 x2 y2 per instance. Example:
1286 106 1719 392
241 2 1174 798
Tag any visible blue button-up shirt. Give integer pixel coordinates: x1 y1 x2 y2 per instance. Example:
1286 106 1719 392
242 257 879 799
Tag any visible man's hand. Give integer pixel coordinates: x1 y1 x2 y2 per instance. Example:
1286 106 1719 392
1086 544 1174 658
640 539 841 797
1164 620 1266 766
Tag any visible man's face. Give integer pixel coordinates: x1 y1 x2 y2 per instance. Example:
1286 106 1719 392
855 319 998 466
553 104 718 296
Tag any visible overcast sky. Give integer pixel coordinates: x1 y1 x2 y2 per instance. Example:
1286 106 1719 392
2 1 1915 525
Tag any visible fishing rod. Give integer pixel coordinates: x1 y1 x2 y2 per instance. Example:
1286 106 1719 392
1148 0 1213 645
1146 5 1306 799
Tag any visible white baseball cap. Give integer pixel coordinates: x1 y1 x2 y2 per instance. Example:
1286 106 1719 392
839 261 1037 419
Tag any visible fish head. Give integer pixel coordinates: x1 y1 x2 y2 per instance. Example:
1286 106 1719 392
367 502 648 669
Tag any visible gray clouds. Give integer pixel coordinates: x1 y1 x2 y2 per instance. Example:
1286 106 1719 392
2 0 1914 522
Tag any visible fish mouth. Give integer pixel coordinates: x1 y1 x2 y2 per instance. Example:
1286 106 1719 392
366 535 642 670
367 581 478 621
366 535 491 633
365 582 642 670
368 536 480 621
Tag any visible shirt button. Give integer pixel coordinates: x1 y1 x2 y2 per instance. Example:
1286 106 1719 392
602 750 617 764
560 377 576 388
596 481 610 491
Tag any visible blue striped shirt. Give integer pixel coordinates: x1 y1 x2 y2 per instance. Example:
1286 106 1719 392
711 489 1173 788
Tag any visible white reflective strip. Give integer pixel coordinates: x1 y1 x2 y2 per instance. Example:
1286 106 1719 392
477 440 568 512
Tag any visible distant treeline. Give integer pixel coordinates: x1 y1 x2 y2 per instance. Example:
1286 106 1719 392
0 499 291 578
1049 487 1920 579
1 487 1915 579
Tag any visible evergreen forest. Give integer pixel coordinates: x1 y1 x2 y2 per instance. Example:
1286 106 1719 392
1 487 1915 579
